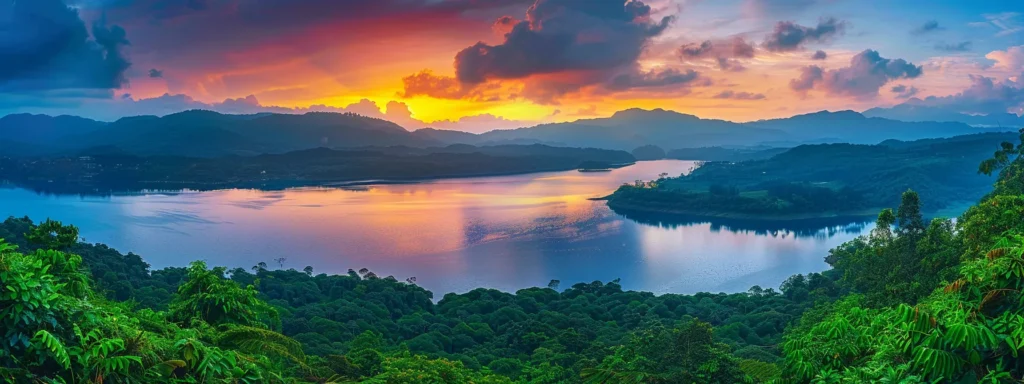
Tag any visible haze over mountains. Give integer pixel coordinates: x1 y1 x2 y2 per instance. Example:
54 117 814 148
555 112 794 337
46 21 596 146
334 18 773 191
864 104 1024 127
0 108 1009 157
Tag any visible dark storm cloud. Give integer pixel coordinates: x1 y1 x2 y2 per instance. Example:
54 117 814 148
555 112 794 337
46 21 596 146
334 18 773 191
0 0 131 94
95 0 532 24
712 90 766 100
149 69 164 78
763 17 846 52
934 41 972 52
453 0 674 84
606 68 702 91
679 37 756 71
788 49 922 98
492 15 520 35
908 75 1024 114
811 50 827 60
891 84 919 99
78 0 537 77
911 20 943 35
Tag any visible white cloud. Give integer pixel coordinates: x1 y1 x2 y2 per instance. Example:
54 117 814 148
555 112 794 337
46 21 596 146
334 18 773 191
986 45 1024 73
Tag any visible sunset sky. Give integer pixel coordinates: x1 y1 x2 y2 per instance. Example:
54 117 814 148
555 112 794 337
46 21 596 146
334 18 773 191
2 0 1023 132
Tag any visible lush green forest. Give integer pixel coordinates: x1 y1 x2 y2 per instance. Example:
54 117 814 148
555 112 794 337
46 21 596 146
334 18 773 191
607 132 1015 219
0 144 634 195
2 129 1023 383
666 147 788 162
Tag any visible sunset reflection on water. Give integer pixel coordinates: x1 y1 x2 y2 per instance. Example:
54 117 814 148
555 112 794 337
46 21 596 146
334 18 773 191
0 160 868 296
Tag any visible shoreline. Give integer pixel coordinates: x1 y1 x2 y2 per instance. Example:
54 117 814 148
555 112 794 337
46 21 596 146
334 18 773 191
606 200 884 222
2 162 641 196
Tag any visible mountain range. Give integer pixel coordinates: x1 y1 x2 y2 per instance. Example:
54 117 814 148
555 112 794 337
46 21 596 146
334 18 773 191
864 104 1024 127
0 108 1009 157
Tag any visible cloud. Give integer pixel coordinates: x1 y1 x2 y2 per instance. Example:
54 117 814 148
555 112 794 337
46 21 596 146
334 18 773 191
492 15 520 36
890 84 919 99
572 105 600 116
446 0 673 100
905 74 1024 115
70 0 535 99
0 0 131 95
96 0 533 27
679 37 756 71
972 13 1023 37
788 49 922 99
763 17 846 52
148 69 164 78
712 90 766 100
934 41 971 52
399 70 501 101
606 68 703 91
911 20 942 35
427 113 530 133
986 45 1024 73
811 50 827 60
790 65 823 92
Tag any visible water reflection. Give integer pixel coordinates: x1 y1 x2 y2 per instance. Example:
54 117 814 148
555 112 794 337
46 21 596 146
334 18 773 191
0 161 870 296
612 208 872 238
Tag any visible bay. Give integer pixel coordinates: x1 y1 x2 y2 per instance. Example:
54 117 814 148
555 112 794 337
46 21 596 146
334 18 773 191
0 160 870 295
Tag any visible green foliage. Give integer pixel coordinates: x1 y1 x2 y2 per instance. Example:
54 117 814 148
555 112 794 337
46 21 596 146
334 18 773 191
25 219 79 251
362 353 513 383
0 235 306 383
586 319 750 383
779 131 1024 383
609 133 1013 218
826 190 960 306
979 128 1024 196
169 260 280 329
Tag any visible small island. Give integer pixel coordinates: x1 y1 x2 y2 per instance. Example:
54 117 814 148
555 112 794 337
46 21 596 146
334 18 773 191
606 132 1014 220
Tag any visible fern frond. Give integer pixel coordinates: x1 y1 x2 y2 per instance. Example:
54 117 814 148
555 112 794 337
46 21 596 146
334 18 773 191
217 325 306 364
32 330 71 370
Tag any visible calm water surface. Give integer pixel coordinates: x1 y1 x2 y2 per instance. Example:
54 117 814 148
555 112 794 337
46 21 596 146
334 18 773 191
0 160 871 295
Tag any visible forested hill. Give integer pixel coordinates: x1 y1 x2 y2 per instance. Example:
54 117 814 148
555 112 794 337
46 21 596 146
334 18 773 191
0 144 634 195
1 129 1023 383
0 111 435 157
1 109 1000 157
607 131 1016 219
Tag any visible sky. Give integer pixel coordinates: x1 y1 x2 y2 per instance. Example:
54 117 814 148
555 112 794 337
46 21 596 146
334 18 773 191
1 0 1023 132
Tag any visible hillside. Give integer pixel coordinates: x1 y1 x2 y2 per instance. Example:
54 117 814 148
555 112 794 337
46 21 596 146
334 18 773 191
1 109 1003 158
864 104 1024 126
471 108 789 150
0 144 635 194
0 114 108 145
667 146 788 162
606 131 1017 220
0 111 441 157
746 110 994 144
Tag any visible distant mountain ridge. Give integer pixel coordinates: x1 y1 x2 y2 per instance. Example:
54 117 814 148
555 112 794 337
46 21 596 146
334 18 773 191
1 110 440 157
863 104 1024 127
0 108 1006 157
0 114 107 145
746 110 993 144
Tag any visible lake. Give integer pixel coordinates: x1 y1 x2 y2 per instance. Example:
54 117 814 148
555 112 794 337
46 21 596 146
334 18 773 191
0 160 872 296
